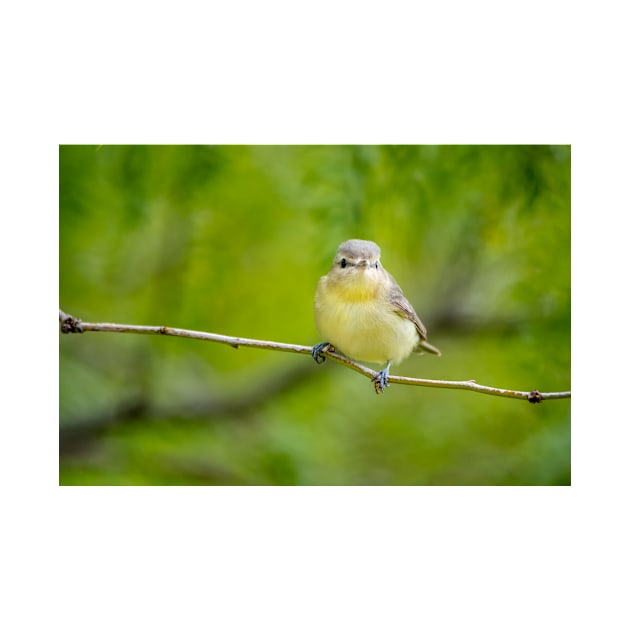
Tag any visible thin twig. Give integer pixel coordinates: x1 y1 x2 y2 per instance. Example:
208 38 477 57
59 309 571 402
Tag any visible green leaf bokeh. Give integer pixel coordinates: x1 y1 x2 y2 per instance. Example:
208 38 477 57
59 145 570 485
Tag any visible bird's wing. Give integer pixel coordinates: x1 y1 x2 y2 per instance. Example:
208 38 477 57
386 271 428 341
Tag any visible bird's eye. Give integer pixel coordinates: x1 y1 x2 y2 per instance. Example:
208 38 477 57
340 258 347 268
375 261 379 269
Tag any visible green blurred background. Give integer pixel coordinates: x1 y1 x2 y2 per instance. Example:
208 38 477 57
59 145 570 485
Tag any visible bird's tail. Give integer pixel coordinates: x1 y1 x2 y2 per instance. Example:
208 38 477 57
415 340 441 356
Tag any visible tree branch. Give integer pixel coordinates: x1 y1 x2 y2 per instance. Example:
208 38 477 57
59 309 571 402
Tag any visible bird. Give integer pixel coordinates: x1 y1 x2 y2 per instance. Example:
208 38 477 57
312 239 440 393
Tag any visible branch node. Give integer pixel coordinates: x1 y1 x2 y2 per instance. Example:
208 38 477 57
59 311 83 334
527 390 544 404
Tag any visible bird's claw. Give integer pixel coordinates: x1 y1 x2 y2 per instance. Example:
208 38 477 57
312 342 333 364
372 371 389 394
372 361 392 394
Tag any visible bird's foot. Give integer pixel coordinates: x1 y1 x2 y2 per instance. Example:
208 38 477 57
372 361 392 394
312 342 334 364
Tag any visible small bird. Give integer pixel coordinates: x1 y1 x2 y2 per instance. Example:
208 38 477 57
312 239 440 393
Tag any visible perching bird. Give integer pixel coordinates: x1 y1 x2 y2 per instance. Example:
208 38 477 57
312 239 440 393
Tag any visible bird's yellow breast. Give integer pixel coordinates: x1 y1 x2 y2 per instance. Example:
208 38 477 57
314 273 418 365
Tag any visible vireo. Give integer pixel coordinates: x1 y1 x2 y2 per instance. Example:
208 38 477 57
312 239 440 393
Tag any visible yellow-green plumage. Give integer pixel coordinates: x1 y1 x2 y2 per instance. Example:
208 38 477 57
314 239 440 367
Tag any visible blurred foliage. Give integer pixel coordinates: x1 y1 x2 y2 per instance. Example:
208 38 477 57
59 145 570 485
